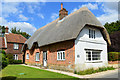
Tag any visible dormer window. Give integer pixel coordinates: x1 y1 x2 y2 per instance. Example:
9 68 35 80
89 29 95 39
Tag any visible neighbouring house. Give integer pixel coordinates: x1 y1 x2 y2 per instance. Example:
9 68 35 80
22 3 111 71
0 26 27 61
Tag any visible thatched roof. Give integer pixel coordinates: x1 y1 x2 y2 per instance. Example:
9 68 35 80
23 7 111 51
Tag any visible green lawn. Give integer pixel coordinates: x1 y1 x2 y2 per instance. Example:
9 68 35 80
1 65 77 79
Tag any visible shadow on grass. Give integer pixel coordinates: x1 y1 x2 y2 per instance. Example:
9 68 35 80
0 77 89 80
1 76 17 80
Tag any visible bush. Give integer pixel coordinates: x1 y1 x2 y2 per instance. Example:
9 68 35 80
0 50 9 69
13 60 22 64
6 54 14 64
108 52 120 61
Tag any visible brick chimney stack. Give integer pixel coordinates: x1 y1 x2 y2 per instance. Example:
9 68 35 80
59 3 68 20
61 3 63 10
5 26 9 33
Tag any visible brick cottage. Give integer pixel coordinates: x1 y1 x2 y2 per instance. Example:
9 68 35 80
0 27 27 61
22 3 111 72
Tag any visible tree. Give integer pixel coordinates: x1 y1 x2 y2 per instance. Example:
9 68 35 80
10 27 31 39
104 20 120 34
104 20 120 52
108 31 120 52
0 25 5 33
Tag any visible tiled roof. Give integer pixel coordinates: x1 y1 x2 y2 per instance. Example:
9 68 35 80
5 33 27 43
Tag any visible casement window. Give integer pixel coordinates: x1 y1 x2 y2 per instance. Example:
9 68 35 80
26 53 29 59
35 52 40 61
57 50 65 60
89 29 95 39
14 43 19 50
13 54 18 60
86 50 101 62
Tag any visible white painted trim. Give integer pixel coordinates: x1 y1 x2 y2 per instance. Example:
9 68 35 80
57 51 65 61
4 36 7 48
75 39 107 45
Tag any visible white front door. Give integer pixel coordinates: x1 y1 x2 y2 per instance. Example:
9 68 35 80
43 51 47 67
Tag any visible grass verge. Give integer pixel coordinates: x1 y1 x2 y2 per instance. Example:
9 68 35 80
74 66 115 75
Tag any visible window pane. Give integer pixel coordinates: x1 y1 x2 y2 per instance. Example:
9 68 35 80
92 51 100 60
63 52 65 59
86 52 91 61
61 52 62 59
89 29 91 38
58 53 60 59
94 30 95 39
27 53 29 59
91 30 93 38
57 51 65 60
36 53 40 61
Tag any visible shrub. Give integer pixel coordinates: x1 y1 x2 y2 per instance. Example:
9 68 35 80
108 52 120 61
0 50 8 69
0 50 6 55
6 54 14 64
13 60 22 64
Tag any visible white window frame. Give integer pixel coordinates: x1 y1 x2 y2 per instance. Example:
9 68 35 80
85 49 101 62
14 43 19 50
13 54 18 60
35 52 40 61
57 51 65 60
26 53 29 59
89 29 95 39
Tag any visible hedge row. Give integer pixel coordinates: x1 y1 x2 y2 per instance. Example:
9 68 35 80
6 54 23 64
108 52 120 61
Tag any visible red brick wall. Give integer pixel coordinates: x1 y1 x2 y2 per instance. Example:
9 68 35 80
25 40 75 70
6 42 23 61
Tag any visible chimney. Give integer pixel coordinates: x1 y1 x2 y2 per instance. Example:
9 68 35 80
59 3 68 20
61 3 63 10
5 26 9 33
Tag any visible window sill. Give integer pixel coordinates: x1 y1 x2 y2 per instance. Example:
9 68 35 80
85 61 103 63
57 59 65 61
14 49 19 50
35 60 40 62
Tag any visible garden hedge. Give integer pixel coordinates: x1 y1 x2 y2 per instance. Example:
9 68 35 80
6 54 14 64
13 60 22 64
0 50 8 69
108 52 120 61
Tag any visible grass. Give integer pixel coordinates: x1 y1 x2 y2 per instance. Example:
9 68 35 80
74 66 115 75
1 65 77 79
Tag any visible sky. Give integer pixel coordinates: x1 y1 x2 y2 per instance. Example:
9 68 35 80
0 0 119 35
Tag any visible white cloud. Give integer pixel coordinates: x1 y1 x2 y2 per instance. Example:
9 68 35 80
0 17 37 35
19 14 29 21
7 22 37 34
37 13 44 19
71 8 78 13
97 2 118 25
51 13 59 21
97 11 118 25
71 3 98 13
80 3 98 10
28 5 35 14
26 3 41 14
2 3 20 17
